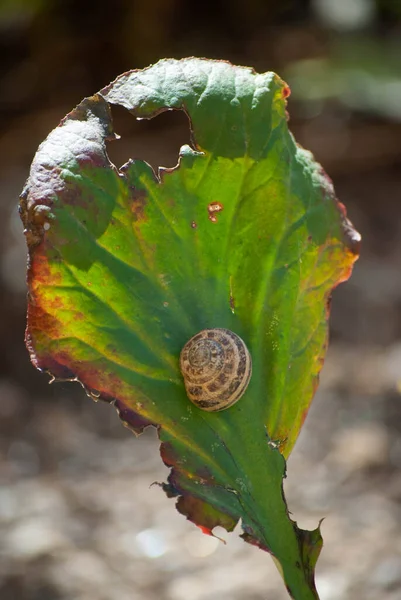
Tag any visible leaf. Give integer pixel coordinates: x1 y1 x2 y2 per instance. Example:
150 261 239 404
20 58 360 599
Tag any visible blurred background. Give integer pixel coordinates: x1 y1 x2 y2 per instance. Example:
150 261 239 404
1 1 401 599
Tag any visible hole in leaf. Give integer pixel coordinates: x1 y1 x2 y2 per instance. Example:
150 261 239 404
106 104 192 172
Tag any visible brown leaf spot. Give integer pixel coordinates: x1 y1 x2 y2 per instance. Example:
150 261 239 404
160 441 180 468
131 189 148 222
115 398 155 435
32 347 77 380
27 304 63 342
46 295 64 311
240 531 269 552
207 201 224 223
176 495 237 536
28 247 52 286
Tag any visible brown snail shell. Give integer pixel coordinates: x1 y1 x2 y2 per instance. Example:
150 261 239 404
179 328 252 412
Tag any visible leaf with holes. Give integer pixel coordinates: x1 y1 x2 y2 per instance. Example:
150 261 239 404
20 58 360 600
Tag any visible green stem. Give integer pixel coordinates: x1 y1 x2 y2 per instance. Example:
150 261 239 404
233 435 321 600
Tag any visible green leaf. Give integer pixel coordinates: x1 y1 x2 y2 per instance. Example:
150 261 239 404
20 58 360 599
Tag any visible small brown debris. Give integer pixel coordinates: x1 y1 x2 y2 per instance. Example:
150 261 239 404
191 220 197 229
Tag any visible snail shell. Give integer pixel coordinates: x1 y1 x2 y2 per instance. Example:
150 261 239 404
179 328 252 412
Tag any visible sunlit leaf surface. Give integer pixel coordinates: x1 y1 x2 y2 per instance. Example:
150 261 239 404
20 58 360 599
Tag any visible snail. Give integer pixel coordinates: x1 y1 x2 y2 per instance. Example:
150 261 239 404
179 328 252 412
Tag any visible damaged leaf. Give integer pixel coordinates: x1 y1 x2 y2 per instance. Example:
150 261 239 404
20 58 360 599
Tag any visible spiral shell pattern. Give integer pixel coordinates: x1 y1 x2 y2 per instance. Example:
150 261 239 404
179 328 252 412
